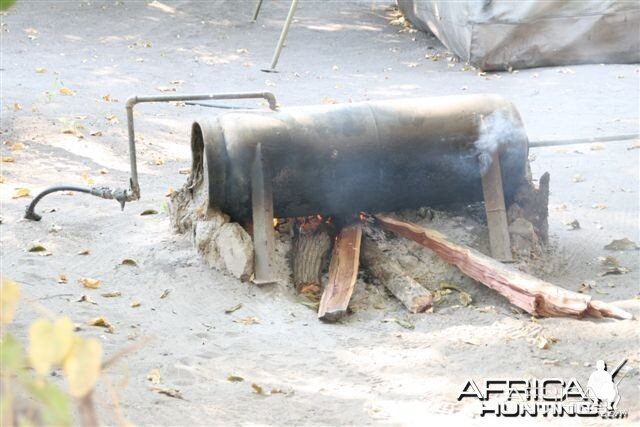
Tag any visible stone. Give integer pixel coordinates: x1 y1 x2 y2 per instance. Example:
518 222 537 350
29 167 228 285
212 223 254 281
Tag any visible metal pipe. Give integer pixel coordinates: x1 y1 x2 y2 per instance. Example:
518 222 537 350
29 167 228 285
264 0 298 72
124 92 277 201
252 0 263 21
529 133 638 148
25 91 278 221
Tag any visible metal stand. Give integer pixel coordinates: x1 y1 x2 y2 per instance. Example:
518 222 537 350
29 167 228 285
254 0 299 72
251 143 277 284
480 151 514 262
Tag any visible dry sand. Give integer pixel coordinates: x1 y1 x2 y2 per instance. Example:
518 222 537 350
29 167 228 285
1 1 639 425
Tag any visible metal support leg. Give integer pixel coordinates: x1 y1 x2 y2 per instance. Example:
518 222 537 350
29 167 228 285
251 143 277 284
262 0 298 72
252 0 263 22
480 151 513 262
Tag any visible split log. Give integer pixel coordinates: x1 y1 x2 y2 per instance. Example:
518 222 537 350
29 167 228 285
318 224 362 322
374 214 631 320
292 218 333 293
480 151 513 262
361 237 433 313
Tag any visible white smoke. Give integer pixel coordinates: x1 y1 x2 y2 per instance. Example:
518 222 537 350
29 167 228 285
474 109 524 175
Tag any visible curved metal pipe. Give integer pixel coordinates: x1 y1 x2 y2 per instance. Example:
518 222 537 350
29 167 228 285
24 186 93 221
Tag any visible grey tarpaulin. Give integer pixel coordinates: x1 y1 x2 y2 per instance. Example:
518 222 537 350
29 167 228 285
397 0 640 71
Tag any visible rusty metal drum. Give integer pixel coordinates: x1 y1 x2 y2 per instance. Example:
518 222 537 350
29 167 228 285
189 94 529 221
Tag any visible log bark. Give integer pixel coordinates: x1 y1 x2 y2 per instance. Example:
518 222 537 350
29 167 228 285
318 224 362 322
374 214 631 320
292 219 333 293
361 237 433 313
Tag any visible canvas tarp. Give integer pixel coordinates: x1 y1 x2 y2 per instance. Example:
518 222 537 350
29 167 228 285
397 0 640 71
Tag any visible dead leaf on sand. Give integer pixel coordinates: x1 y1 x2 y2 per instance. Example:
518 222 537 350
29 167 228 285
251 383 265 395
141 209 158 216
591 203 607 210
577 281 594 293
35 67 47 73
598 256 619 267
147 368 161 385
77 249 90 255
76 295 97 305
235 316 260 325
535 333 559 350
59 87 75 96
121 258 138 267
565 219 580 231
160 289 171 299
1 156 16 163
599 266 630 276
382 317 415 330
101 291 121 298
151 387 184 400
227 375 244 382
57 273 68 284
12 188 31 198
28 244 47 253
79 277 101 289
86 316 114 333
604 238 639 251
130 301 141 308
224 303 242 314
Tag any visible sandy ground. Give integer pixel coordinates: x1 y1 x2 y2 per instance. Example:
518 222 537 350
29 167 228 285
1 1 639 425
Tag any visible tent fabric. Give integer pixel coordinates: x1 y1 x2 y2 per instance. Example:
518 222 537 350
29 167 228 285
397 0 640 71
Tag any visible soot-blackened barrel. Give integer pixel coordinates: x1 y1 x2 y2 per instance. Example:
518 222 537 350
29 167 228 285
190 94 529 221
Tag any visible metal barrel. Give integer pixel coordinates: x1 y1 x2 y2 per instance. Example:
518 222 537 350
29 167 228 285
189 94 529 221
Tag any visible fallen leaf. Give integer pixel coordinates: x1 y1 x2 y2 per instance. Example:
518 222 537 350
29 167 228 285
178 167 190 175
591 203 607 210
28 244 47 253
63 336 102 398
577 281 595 293
86 316 114 333
572 174 585 183
98 168 109 174
28 317 74 374
101 94 118 102
76 295 97 305
160 289 171 299
224 303 242 314
1 156 16 162
604 238 639 251
458 291 473 306
235 316 260 325
57 273 68 284
147 368 161 385
59 87 75 96
90 130 103 137
121 258 138 267
13 103 22 111
79 277 101 289
566 219 580 231
12 187 31 198
300 300 319 310
100 291 121 298
151 387 183 400
81 172 94 185
251 383 264 395
130 301 141 308
589 143 605 151
77 249 90 255
0 278 20 325
35 67 47 73
105 114 120 124
227 375 244 382
599 266 630 276
9 143 24 151
236 48 248 54
535 334 559 350
382 317 414 330
140 209 158 216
